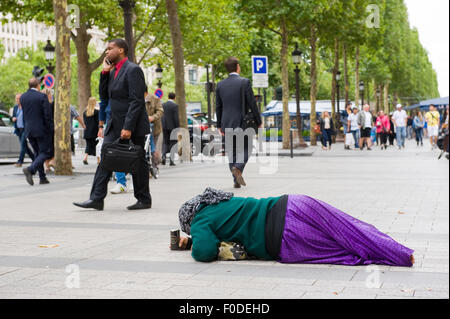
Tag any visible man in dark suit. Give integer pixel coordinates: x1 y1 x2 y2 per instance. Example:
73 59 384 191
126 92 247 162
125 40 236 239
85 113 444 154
20 78 53 185
73 38 151 211
216 57 262 188
161 92 180 166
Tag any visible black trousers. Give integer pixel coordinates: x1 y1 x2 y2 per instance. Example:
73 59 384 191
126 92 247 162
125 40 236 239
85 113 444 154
28 135 52 181
226 134 253 180
162 129 177 161
380 132 388 145
90 134 151 204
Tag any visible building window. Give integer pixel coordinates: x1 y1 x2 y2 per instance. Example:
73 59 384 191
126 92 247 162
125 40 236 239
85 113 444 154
189 69 198 84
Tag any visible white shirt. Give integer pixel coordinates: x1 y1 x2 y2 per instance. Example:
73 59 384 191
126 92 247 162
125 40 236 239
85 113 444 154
324 118 330 129
348 113 359 131
393 110 407 127
364 111 372 128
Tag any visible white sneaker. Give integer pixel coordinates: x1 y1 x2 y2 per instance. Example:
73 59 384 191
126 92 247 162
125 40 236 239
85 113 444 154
110 183 128 194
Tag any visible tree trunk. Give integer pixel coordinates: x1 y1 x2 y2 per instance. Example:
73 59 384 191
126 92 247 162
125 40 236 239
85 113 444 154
53 0 72 175
73 23 91 115
280 16 290 149
343 43 349 107
354 46 360 107
309 25 318 146
331 37 339 132
72 21 106 115
119 0 136 63
166 0 189 161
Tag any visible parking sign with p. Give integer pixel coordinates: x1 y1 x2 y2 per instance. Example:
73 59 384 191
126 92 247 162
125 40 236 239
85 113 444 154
252 56 268 88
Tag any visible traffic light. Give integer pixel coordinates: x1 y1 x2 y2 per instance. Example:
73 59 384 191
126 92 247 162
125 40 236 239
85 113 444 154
32 66 45 82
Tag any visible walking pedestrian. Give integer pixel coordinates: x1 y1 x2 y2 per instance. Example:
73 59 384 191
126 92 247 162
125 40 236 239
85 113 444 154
82 97 100 165
73 38 152 211
176 188 415 267
12 93 35 167
319 111 334 150
348 107 360 149
161 92 180 167
145 88 164 169
407 115 414 140
392 104 408 149
20 78 53 185
425 104 440 149
413 111 425 147
375 110 390 150
343 102 353 150
357 104 373 150
388 115 396 146
216 57 262 188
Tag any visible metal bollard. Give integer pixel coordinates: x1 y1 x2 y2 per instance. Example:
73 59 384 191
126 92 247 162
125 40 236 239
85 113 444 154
290 130 293 158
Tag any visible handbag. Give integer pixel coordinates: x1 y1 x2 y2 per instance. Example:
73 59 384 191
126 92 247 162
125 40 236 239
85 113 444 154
241 79 259 132
100 138 144 174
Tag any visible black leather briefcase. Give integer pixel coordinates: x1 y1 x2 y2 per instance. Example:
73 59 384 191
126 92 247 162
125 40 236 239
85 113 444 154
100 138 144 174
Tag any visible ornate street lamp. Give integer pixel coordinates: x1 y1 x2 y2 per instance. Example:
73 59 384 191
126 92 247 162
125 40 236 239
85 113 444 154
43 39 55 74
292 43 307 147
359 80 365 106
336 71 341 115
155 63 163 88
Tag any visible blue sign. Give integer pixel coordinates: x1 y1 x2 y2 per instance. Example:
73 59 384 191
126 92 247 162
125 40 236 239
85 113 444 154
154 88 164 99
43 74 55 89
252 56 268 74
251 56 269 88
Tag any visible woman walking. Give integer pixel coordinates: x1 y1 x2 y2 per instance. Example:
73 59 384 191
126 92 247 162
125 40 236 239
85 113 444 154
176 188 415 267
319 111 334 150
82 97 100 165
375 110 391 150
413 111 425 147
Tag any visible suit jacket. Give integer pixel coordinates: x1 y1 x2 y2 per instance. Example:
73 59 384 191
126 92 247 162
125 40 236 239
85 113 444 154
19 89 53 138
161 100 180 131
145 94 164 136
99 60 150 138
12 105 19 135
215 74 262 131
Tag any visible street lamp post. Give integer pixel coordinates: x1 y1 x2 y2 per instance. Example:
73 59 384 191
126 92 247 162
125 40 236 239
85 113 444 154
359 80 365 107
292 43 307 148
155 63 163 88
205 64 212 127
376 88 381 113
43 39 55 75
336 71 341 115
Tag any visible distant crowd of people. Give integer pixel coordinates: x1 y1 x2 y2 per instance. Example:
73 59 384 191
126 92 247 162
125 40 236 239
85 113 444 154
314 102 450 154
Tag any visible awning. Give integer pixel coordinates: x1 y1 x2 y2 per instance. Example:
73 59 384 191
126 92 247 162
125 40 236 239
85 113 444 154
405 96 449 111
262 100 347 117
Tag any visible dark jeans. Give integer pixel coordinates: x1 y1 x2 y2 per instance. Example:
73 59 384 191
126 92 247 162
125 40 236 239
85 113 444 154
16 128 35 164
162 129 177 161
380 132 388 145
415 128 423 144
322 129 332 147
28 135 52 181
90 134 151 204
225 133 253 181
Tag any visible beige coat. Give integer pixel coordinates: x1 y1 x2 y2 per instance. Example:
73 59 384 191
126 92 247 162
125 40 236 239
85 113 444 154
145 94 164 137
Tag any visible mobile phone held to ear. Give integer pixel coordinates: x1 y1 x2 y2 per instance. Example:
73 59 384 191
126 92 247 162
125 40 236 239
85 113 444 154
105 58 112 66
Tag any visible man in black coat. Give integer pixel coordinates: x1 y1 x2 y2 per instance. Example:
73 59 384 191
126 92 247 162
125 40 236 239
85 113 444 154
20 78 53 185
161 92 180 166
216 57 262 188
74 39 151 211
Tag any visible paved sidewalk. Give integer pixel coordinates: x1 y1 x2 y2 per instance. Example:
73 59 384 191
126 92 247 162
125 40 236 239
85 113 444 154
0 139 448 299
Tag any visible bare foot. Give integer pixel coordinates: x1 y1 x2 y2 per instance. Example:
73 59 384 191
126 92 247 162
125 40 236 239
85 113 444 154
410 255 415 265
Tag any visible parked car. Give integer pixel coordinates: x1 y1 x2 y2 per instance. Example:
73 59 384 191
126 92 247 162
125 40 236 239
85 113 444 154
0 110 20 158
187 114 222 156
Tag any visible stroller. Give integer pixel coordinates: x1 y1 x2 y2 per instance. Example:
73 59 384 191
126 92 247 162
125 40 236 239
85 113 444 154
145 123 161 178
437 127 449 160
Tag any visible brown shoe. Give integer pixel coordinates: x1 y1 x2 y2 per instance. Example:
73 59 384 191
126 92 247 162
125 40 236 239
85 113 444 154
15 163 22 168
233 182 241 189
231 167 246 186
